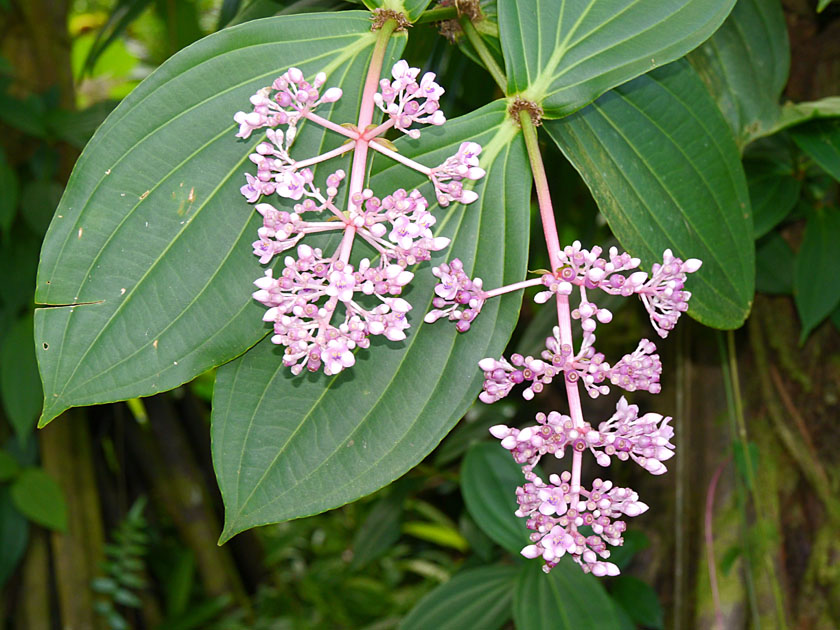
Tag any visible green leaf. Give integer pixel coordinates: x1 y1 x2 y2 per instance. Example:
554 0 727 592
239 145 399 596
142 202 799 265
0 151 18 236
687 0 789 151
773 96 840 133
755 232 794 295
498 0 736 117
212 101 530 540
0 315 42 440
0 450 19 481
0 487 29 587
402 521 469 551
745 159 800 238
20 179 63 237
461 441 529 555
818 0 837 12
609 576 664 630
513 560 623 630
794 208 840 341
10 468 67 531
352 490 405 569
81 0 154 76
399 565 517 630
791 119 840 182
606 529 649 570
45 101 119 150
545 60 755 330
35 12 403 426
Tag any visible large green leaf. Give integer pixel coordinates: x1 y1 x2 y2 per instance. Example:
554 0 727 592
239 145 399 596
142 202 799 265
399 565 517 630
461 441 529 555
35 13 405 425
513 560 623 630
498 0 735 117
545 60 754 330
212 101 530 540
687 0 789 151
794 208 840 341
609 576 664 630
791 119 840 182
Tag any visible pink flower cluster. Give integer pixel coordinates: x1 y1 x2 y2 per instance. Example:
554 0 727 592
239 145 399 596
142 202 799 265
514 472 646 575
373 60 445 138
426 241 700 574
234 61 485 376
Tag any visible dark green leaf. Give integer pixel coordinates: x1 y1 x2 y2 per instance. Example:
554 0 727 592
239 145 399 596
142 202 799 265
755 232 794 295
0 91 47 137
0 151 18 236
513 560 623 630
213 101 530 539
217 0 243 29
228 0 353 26
461 441 529 555
606 529 650 571
10 468 67 531
545 60 754 330
0 450 19 481
791 119 840 182
498 0 736 117
459 513 495 562
687 0 789 150
0 315 42 439
399 565 517 630
20 179 63 237
794 208 840 341
45 101 119 150
744 159 800 238
35 13 404 426
609 576 664 630
0 487 29 588
352 490 405 569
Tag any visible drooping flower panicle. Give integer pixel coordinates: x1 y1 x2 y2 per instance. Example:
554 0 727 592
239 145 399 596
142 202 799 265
425 240 700 575
234 61 485 376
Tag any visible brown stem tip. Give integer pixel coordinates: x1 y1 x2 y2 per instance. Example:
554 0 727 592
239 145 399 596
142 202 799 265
509 97 544 127
455 0 483 22
372 8 411 31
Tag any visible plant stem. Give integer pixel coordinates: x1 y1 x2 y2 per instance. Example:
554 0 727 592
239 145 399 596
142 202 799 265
369 139 432 175
482 277 544 299
415 5 457 23
705 459 728 630
518 110 585 493
339 18 397 263
293 141 356 169
725 330 788 629
458 15 506 92
303 111 358 139
717 332 761 630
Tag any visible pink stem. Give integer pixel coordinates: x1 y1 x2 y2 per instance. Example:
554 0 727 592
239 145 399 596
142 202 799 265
706 459 728 630
335 20 396 263
481 277 544 299
369 140 432 175
362 118 395 140
294 142 356 169
518 110 586 493
303 110 358 139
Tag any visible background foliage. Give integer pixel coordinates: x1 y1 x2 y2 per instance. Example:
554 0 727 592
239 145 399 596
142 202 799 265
0 0 839 628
